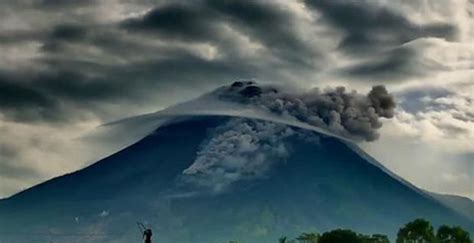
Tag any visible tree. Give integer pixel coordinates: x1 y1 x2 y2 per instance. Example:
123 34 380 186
396 218 436 243
437 225 472 243
296 232 320 243
359 234 390 243
319 229 362 243
370 234 390 243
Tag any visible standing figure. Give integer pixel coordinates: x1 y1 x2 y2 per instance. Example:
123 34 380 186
143 228 152 243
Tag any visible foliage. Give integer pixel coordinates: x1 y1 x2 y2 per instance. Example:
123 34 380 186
437 225 472 243
296 232 320 243
359 233 390 243
319 229 362 243
227 218 472 243
396 218 436 243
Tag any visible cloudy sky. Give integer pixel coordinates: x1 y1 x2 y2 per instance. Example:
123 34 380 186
0 0 473 199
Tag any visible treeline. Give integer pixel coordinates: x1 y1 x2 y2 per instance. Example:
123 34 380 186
225 218 472 243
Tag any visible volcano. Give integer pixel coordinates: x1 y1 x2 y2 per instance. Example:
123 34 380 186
0 83 473 243
0 115 473 243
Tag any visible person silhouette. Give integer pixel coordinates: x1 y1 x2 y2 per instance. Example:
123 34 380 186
143 228 152 243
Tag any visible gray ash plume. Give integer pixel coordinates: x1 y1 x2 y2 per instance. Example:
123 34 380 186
219 81 396 141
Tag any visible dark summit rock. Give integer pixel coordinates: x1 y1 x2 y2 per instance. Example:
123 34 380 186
231 81 244 88
231 80 255 88
239 85 262 97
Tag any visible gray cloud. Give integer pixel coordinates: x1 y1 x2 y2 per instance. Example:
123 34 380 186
452 112 474 123
121 0 320 67
0 72 60 122
305 0 458 80
305 0 457 55
0 134 43 185
205 0 319 67
121 3 218 41
342 47 420 80
35 0 97 9
0 0 437 124
0 1 319 123
41 23 89 52
396 86 474 133
397 86 454 113
0 69 130 122
437 123 470 137
50 24 88 41
0 160 41 180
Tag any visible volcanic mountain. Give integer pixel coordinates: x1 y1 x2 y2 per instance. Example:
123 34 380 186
0 82 472 243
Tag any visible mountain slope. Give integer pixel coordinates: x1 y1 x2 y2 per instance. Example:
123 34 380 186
0 116 471 243
429 192 474 221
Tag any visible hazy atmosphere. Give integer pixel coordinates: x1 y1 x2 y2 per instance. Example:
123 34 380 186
0 0 473 200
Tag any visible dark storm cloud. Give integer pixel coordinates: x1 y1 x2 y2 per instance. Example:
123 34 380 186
121 4 217 41
122 0 318 67
0 0 457 124
343 47 419 80
304 0 457 80
50 24 88 41
35 0 97 9
0 52 259 123
305 0 457 54
0 0 323 123
0 69 134 122
33 70 121 101
41 24 89 52
339 46 447 81
0 72 60 122
0 30 45 45
121 55 258 85
205 0 318 66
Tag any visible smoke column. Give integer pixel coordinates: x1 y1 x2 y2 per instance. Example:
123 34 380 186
217 81 396 142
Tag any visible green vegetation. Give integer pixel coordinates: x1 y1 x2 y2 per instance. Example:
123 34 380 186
296 232 319 243
224 218 472 243
437 225 471 243
397 218 436 243
397 218 472 243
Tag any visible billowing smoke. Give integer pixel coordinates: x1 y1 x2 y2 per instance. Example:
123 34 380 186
217 81 396 141
182 118 310 192
180 82 395 192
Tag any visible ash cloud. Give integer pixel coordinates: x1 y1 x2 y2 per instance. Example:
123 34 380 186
218 81 396 142
182 118 299 192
